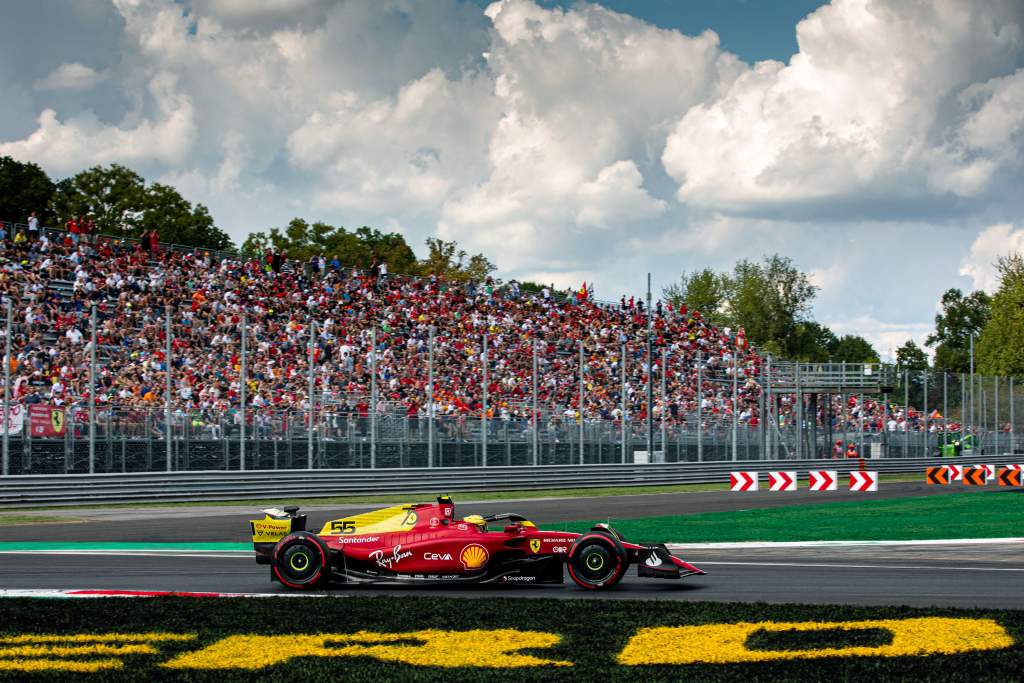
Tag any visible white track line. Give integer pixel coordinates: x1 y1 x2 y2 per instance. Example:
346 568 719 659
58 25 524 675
667 538 1024 550
696 561 1024 572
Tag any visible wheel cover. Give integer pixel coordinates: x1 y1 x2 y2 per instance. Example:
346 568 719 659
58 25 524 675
576 545 615 582
280 543 320 583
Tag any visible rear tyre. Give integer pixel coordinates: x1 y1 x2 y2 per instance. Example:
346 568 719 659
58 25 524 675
272 532 330 589
567 533 627 590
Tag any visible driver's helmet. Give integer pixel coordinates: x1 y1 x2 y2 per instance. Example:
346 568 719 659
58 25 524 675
463 514 487 529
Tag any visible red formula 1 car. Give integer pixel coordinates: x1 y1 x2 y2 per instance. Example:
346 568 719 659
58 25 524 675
250 495 704 590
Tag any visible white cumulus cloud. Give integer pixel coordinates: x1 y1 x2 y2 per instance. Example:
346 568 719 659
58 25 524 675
960 223 1024 293
33 62 105 91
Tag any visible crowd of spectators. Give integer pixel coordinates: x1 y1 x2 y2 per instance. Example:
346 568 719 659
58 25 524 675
0 218 763 438
0 217 996 442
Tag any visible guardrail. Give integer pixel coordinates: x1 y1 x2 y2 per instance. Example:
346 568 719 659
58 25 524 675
1 456 1017 507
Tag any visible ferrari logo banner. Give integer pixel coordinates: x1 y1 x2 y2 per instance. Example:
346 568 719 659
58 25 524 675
28 404 66 438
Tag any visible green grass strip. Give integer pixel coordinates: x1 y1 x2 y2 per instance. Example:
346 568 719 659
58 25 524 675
0 514 83 525
562 491 1024 543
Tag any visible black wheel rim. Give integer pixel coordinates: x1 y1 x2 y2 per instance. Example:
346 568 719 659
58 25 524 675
281 544 319 583
577 544 615 582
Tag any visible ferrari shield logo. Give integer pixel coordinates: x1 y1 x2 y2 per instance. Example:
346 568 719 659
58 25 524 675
529 539 541 554
50 410 65 433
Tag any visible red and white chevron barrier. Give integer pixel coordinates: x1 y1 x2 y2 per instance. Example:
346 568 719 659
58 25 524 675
849 471 878 492
808 470 838 491
946 464 963 481
729 471 758 492
973 464 995 481
767 471 797 491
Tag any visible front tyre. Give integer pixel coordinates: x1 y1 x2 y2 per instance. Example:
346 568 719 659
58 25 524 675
567 533 627 590
272 532 330 589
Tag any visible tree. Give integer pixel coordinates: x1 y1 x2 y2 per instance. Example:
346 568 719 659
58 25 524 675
663 268 730 325
419 237 496 281
895 339 928 370
0 156 56 224
52 164 233 249
728 254 818 357
925 288 990 372
788 321 839 362
832 335 880 363
243 220 419 273
976 255 1024 376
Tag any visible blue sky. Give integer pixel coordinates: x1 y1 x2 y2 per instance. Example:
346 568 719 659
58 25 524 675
473 0 828 63
0 0 1022 358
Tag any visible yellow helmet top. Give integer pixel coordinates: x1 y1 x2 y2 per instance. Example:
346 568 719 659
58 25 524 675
463 515 487 528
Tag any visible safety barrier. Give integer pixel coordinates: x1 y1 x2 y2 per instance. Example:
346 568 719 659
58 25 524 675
1 455 1020 507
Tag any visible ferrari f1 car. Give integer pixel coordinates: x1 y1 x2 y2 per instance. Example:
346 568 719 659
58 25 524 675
250 495 704 590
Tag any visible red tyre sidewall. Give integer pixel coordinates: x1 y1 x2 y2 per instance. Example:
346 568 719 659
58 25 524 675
567 533 626 590
272 533 328 590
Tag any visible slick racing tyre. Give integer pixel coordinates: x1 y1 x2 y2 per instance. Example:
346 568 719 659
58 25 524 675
272 532 330 589
567 533 628 590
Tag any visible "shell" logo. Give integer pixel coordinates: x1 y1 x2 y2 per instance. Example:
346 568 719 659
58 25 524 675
459 544 489 570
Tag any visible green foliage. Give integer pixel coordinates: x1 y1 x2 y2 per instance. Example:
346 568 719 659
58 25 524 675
52 164 232 249
787 321 839 362
242 219 419 272
926 288 990 372
420 237 497 281
0 156 56 224
831 334 880 363
895 339 928 370
976 255 1024 376
663 268 730 325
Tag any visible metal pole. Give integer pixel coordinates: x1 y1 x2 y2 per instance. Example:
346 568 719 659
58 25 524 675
731 340 739 461
240 314 247 471
903 369 909 457
969 335 975 439
165 306 172 472
942 371 948 444
995 375 1000 454
660 347 667 461
578 339 584 465
1011 377 1016 454
645 273 653 458
532 338 539 466
795 363 803 459
922 370 928 457
307 320 315 469
696 350 703 462
620 341 627 463
482 332 488 467
370 327 377 469
89 305 96 474
2 299 11 476
427 326 434 468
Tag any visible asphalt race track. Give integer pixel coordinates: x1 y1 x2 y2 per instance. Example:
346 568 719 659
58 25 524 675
1 484 1021 608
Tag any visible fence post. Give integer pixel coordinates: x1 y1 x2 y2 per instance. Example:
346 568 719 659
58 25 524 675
240 314 247 471
532 338 539 466
370 327 377 469
763 355 770 460
645 273 653 459
795 363 803 460
697 350 703 463
427 325 434 468
660 347 667 461
308 320 315 469
620 341 627 464
2 298 10 476
165 305 172 472
1011 377 1016 454
903 369 909 457
731 340 738 461
942 371 948 444
89 304 96 474
995 375 1000 455
578 339 584 465
969 335 975 440
922 370 928 457
482 332 488 467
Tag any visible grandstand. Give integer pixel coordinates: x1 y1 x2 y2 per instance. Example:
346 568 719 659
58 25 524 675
0 219 1012 473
